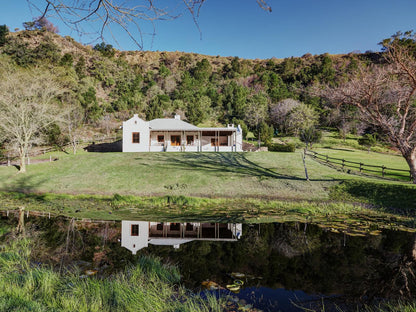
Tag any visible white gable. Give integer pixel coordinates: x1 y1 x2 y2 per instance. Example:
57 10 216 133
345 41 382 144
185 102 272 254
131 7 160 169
122 114 150 152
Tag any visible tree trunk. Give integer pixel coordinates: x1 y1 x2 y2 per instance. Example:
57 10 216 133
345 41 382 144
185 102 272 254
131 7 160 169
16 207 25 235
19 147 26 173
405 152 416 184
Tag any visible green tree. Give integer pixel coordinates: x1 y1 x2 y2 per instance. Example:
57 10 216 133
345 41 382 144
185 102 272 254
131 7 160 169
93 42 115 58
192 59 212 82
0 25 9 46
80 87 101 121
254 121 274 145
244 93 268 146
75 56 86 79
286 103 319 135
358 133 377 153
222 81 249 121
60 53 74 67
186 95 211 124
146 96 164 120
299 127 322 150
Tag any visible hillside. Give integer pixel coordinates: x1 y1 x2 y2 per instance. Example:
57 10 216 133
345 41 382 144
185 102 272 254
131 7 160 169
0 29 385 157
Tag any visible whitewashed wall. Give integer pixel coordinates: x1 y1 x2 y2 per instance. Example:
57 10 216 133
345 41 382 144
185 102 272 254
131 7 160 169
122 115 150 152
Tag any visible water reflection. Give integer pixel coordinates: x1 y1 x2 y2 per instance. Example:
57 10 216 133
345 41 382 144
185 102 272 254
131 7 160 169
1 212 416 311
121 221 242 254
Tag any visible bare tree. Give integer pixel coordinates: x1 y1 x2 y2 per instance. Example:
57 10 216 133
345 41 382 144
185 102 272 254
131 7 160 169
322 32 416 183
0 67 63 172
26 0 271 49
66 106 83 155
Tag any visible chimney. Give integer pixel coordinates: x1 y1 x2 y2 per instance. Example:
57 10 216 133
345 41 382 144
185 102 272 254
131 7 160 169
174 114 181 120
133 114 138 118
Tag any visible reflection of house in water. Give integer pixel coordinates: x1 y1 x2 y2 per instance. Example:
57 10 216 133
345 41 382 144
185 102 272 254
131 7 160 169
121 221 242 254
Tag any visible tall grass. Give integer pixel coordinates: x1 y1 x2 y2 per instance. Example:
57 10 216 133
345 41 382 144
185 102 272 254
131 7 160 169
0 238 221 312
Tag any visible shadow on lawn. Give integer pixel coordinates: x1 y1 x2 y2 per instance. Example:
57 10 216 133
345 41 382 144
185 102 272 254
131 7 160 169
1 175 48 201
140 153 336 182
330 180 416 215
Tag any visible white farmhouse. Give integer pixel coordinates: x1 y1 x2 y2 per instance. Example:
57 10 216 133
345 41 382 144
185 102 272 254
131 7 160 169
122 114 243 152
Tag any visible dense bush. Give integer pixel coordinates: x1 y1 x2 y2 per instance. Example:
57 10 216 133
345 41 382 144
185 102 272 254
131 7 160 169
0 25 8 47
267 142 296 152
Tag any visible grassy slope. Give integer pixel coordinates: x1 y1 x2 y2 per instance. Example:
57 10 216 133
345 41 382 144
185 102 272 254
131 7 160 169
0 149 416 219
1 150 416 226
1 151 354 199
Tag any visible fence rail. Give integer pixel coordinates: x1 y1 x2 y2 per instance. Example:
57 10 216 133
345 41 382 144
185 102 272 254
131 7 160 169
305 150 413 181
0 136 119 165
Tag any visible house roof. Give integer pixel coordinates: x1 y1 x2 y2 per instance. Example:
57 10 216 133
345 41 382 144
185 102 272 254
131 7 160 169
148 118 238 132
149 118 199 131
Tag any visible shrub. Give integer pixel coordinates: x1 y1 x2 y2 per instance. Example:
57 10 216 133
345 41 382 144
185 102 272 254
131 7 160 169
0 25 9 47
267 143 296 152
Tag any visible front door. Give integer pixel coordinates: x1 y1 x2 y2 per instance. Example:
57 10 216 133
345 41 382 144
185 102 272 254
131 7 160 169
171 135 181 146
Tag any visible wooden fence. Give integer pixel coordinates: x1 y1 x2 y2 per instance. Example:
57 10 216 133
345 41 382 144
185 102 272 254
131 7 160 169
0 136 119 165
305 150 413 181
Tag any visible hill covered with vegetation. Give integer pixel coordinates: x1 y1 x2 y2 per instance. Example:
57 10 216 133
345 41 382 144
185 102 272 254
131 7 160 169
0 28 384 153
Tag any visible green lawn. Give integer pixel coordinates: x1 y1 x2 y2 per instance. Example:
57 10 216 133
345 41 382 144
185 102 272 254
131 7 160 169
1 149 416 225
313 148 407 169
0 149 413 200
0 151 351 200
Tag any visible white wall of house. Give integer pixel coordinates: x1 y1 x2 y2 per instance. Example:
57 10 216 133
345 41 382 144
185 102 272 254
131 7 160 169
122 115 243 152
122 115 150 152
121 221 149 255
236 125 243 152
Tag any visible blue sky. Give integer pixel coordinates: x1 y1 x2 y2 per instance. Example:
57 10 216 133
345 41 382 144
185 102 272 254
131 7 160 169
1 0 416 59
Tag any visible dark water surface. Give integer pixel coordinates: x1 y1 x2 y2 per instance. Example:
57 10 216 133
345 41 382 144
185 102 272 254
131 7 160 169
1 212 415 311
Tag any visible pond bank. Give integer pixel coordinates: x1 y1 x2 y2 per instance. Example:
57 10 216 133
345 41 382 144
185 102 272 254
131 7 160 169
1 190 415 235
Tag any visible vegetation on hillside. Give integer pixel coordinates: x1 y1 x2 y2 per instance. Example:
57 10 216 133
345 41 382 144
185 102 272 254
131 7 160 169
0 28 379 146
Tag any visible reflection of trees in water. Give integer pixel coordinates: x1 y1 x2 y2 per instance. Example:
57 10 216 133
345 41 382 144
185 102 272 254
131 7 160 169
1 216 415 305
0 215 133 273
149 223 416 304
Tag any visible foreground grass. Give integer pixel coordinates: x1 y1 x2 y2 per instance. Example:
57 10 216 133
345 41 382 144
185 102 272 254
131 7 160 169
0 238 221 312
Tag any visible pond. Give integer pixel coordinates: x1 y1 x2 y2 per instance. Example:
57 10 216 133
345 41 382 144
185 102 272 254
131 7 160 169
1 211 415 311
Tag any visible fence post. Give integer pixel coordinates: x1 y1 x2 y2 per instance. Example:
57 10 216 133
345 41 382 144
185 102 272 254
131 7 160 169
342 159 345 169
7 157 10 167
382 166 385 177
359 163 362 172
326 155 328 163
